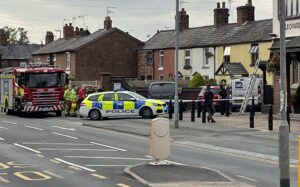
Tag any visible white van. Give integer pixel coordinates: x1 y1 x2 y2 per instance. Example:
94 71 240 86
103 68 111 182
231 77 263 111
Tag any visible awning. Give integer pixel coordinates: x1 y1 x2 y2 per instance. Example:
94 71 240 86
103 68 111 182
215 62 249 77
270 36 300 53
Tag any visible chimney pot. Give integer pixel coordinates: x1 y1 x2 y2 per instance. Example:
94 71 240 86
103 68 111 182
214 2 229 27
179 8 189 31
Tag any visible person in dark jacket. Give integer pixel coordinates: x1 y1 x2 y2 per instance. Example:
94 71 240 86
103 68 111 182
219 85 227 115
204 85 216 123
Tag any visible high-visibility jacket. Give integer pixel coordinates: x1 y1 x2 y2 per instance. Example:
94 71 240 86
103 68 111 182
64 89 71 101
69 89 77 102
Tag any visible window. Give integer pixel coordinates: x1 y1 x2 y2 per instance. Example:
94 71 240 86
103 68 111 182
204 48 210 66
291 56 299 84
249 44 259 66
223 46 230 62
146 51 153 65
159 50 164 68
286 0 300 17
88 95 100 101
66 52 71 71
103 93 115 101
118 93 135 101
47 56 50 64
53 54 56 66
140 75 145 80
184 76 190 80
184 49 192 70
147 75 152 80
159 75 164 80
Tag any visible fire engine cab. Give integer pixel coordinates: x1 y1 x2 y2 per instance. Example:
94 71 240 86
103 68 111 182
0 63 67 116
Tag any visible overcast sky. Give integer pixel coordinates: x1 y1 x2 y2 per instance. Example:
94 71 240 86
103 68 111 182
0 0 273 44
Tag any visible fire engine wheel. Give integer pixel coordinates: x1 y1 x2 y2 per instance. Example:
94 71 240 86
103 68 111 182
141 107 153 119
89 109 101 120
56 111 62 117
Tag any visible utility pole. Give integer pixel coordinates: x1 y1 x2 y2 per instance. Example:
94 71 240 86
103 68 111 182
278 0 290 186
174 0 179 128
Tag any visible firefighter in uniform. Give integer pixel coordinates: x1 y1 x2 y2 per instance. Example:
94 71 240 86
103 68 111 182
63 85 72 116
69 86 78 117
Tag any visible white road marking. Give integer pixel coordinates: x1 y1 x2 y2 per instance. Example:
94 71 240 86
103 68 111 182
51 132 78 139
52 126 76 131
3 121 16 125
22 142 91 145
91 173 106 179
90 142 127 152
25 126 44 131
85 165 130 167
0 138 4 141
64 156 152 160
0 126 8 129
54 158 96 172
13 143 41 154
43 170 64 179
38 148 117 151
236 175 257 182
145 155 185 165
117 184 131 187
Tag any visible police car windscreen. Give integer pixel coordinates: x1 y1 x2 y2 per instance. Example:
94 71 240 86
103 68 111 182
129 92 146 100
25 73 64 88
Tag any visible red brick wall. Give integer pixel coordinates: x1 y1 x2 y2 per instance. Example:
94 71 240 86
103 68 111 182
153 49 175 80
76 31 142 81
138 51 153 79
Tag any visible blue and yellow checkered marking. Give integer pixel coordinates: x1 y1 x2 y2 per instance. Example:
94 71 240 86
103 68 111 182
135 101 145 109
92 102 102 109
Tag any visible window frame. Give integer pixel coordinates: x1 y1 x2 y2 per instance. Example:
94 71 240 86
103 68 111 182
66 52 71 71
249 44 259 66
223 46 231 63
159 50 164 68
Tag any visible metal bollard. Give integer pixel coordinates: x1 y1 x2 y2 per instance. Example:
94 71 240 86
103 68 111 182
191 101 195 122
197 101 201 118
287 106 291 132
179 100 183 121
268 104 273 131
249 105 254 128
202 102 206 123
168 100 172 119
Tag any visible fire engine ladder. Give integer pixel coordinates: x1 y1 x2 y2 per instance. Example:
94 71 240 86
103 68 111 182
239 59 260 114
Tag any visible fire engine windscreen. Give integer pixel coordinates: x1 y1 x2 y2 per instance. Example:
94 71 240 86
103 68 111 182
25 73 64 88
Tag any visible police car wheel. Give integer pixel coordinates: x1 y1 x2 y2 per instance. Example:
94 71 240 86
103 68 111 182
89 109 101 120
141 107 153 119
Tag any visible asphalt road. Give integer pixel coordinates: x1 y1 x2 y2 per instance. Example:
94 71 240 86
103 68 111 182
0 112 297 187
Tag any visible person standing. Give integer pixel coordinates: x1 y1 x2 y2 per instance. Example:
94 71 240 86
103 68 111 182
77 86 86 109
69 85 78 117
204 85 216 123
63 85 72 116
219 85 227 115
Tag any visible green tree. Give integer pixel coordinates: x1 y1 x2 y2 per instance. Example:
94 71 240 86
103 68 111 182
188 72 206 88
1 26 29 44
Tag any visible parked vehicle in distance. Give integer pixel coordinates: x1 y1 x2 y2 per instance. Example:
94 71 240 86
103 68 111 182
231 77 263 111
198 86 221 108
148 81 182 100
148 81 184 111
79 90 168 120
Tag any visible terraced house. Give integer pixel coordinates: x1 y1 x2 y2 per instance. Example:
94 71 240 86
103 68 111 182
32 17 143 91
138 1 273 88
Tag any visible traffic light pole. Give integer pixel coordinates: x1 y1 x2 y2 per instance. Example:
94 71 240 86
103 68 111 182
174 0 179 129
278 0 290 186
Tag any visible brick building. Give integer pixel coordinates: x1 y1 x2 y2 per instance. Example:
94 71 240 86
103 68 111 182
32 17 143 90
0 29 41 68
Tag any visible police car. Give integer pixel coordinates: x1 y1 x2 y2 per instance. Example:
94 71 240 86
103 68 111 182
79 91 168 120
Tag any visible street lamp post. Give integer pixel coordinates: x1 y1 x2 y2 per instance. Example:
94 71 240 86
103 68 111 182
174 0 179 128
278 0 290 186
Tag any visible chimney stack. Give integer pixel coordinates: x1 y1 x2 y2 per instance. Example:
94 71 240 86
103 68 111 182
214 2 229 27
179 8 189 31
236 0 255 26
63 23 74 40
104 16 112 29
0 29 8 46
45 31 54 45
75 27 90 36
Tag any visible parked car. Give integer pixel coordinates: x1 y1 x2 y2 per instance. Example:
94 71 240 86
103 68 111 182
79 90 168 120
197 86 221 108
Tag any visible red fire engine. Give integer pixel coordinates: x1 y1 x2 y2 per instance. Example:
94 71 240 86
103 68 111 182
0 63 67 116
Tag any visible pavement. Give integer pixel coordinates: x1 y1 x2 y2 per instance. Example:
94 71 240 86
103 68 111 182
74 111 300 187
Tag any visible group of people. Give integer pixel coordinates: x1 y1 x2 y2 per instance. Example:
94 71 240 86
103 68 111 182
204 84 231 123
63 85 87 117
